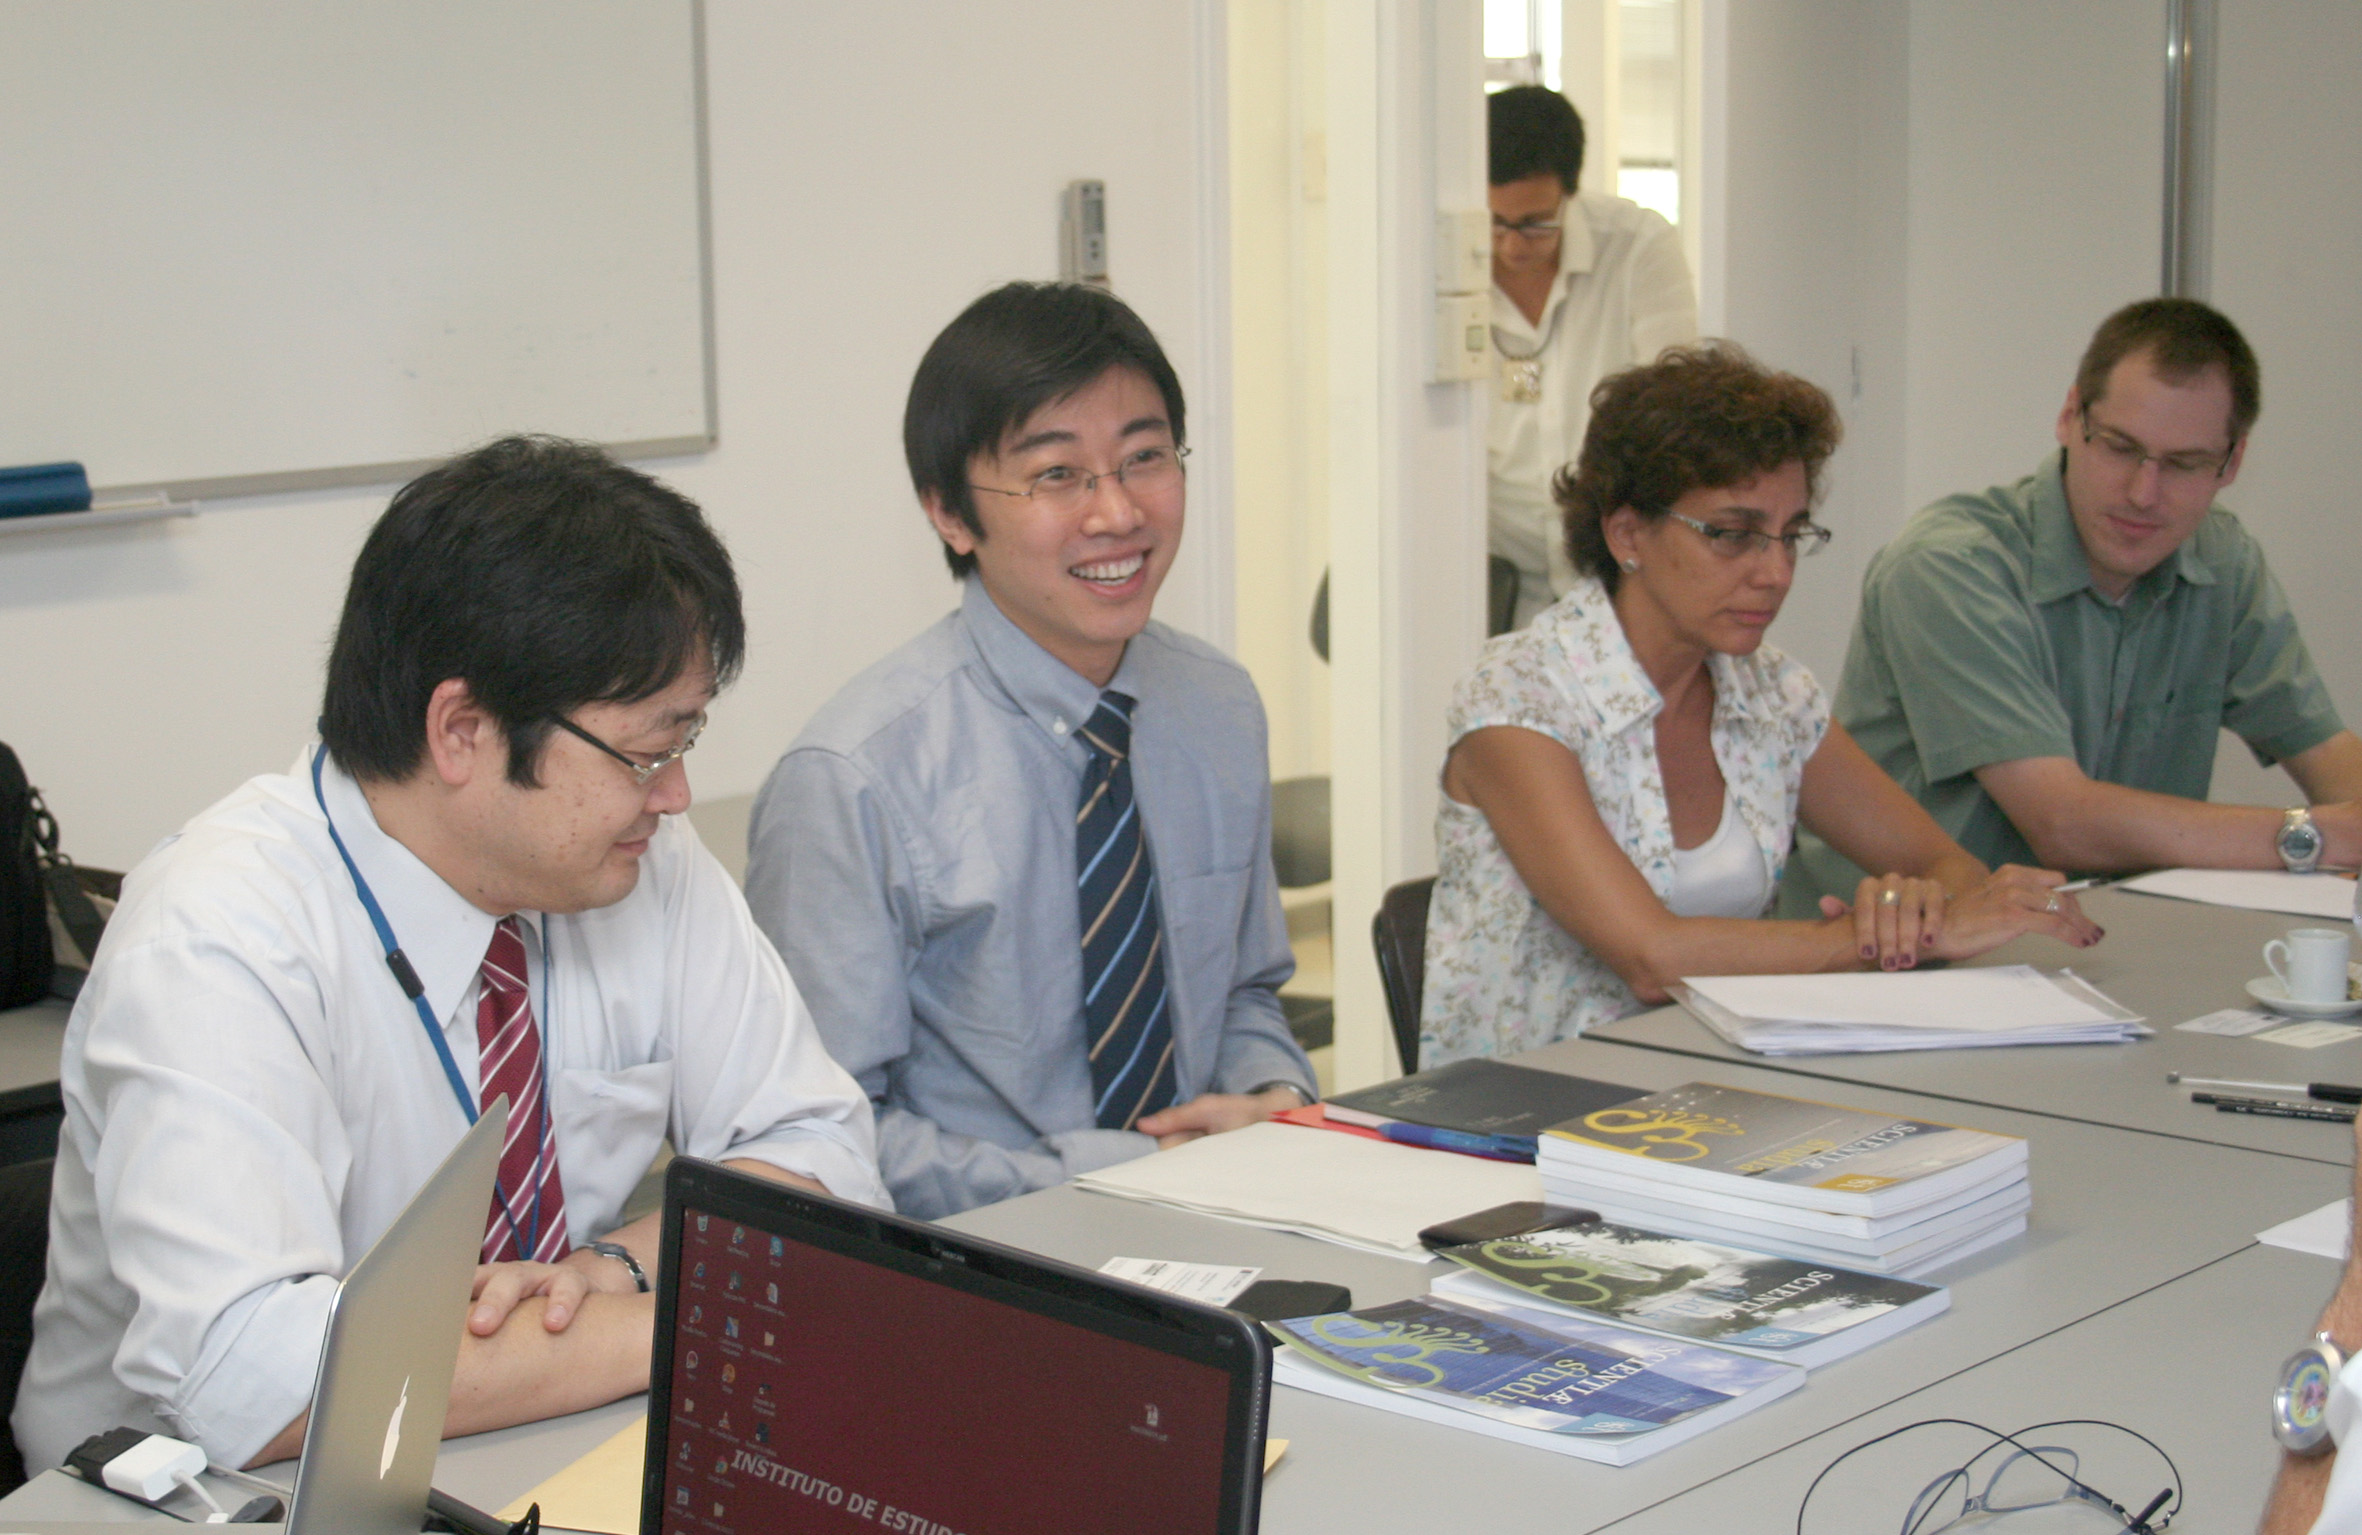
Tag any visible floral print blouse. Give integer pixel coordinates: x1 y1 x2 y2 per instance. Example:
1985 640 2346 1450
1418 578 1830 1066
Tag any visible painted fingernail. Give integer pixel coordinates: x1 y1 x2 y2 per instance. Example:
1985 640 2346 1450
1861 946 1874 959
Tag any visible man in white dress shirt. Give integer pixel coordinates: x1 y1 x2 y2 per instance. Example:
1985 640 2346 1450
1488 84 1698 629
2263 1112 2362 1532
13 436 885 1474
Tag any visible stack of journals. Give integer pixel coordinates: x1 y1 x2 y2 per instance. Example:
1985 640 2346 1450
1673 966 2145 1055
1534 1083 2029 1278
1428 1222 1949 1367
1266 1288 1803 1464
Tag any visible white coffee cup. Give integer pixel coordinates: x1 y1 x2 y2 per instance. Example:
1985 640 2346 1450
2267 927 2353 1005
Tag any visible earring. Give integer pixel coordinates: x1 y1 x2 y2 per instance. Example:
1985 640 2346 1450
1620 558 1639 573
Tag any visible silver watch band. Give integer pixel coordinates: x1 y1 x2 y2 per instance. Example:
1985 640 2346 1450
586 1239 649 1293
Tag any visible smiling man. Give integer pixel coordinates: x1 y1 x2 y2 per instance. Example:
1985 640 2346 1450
16 437 884 1475
1799 298 2362 898
744 282 1315 1220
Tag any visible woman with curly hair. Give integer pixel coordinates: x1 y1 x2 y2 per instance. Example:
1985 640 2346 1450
1420 343 2103 1066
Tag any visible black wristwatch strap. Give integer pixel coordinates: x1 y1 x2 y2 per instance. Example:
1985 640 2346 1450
586 1240 649 1293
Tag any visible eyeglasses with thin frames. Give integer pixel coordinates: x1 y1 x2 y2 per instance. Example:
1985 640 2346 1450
551 711 705 786
1492 217 1562 244
969 444 1189 517
2079 409 2236 485
1667 511 1834 561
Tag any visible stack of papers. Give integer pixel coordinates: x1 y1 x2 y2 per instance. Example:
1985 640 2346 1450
1674 966 2147 1055
1537 1082 2030 1276
1071 1119 1543 1260
2120 867 2358 920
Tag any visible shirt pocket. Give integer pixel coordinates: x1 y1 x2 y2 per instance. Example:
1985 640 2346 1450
550 1059 674 1238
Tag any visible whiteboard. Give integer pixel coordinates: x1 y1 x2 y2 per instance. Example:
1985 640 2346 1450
0 0 713 501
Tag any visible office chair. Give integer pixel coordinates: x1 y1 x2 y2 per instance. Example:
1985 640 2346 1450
0 1156 54 1494
1370 876 1436 1076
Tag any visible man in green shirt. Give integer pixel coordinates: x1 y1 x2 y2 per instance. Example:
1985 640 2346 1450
1800 298 2362 898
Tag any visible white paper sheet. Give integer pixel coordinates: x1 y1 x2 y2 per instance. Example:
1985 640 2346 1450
2120 867 2358 920
1074 1120 1543 1258
1680 966 2118 1030
2176 1008 2283 1036
2259 1198 2350 1260
1099 1257 1263 1305
2258 1022 2362 1050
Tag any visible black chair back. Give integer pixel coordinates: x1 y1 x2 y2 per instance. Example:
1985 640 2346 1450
1370 876 1436 1075
0 1156 54 1494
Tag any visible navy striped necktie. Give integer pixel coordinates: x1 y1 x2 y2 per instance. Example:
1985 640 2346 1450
1075 690 1176 1130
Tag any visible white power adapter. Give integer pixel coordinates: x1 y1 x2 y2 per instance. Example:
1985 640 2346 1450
99 1433 208 1502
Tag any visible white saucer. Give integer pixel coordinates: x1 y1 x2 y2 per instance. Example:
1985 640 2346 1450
2246 976 2362 1019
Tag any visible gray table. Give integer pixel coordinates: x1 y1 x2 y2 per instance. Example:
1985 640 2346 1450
1606 1242 2336 1533
0 1395 647 1524
1592 887 2362 1163
944 1037 2346 1534
5 894 2347 1530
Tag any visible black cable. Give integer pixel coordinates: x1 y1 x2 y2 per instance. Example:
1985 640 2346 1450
1795 1416 2183 1535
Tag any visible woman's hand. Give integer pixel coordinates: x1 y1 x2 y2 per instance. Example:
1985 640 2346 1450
1818 873 1950 970
1923 864 2103 961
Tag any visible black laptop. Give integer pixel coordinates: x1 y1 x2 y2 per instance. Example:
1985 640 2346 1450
644 1159 1270 1535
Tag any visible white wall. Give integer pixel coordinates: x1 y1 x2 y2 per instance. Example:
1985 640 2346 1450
2207 0 2362 808
0 0 1227 872
1714 0 2349 812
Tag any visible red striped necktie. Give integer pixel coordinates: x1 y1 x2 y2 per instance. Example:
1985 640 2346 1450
476 915 570 1264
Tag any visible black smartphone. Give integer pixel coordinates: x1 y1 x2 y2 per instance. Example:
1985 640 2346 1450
1417 1201 1598 1252
1229 1279 1353 1321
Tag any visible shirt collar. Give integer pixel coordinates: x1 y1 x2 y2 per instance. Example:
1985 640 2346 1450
1553 579 1768 734
1491 195 1596 342
1556 192 1598 277
2031 448 2219 604
308 744 533 1028
957 578 1138 745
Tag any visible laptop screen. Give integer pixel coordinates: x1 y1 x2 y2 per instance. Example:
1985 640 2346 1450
647 1163 1266 1535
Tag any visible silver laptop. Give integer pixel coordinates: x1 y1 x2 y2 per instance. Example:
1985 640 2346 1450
0 1100 506 1533
281 1097 506 1535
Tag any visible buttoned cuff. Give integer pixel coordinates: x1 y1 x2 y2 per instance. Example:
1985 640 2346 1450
722 1129 893 1213
1043 1127 1160 1178
162 1274 339 1469
2328 1350 2362 1450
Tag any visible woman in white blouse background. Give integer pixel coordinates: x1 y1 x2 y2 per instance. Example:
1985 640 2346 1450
1419 344 2103 1067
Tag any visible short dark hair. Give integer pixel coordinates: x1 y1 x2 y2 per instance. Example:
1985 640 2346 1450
1558 342 1844 593
320 435 745 786
904 282 1187 579
2075 297 2261 442
1489 84 1586 192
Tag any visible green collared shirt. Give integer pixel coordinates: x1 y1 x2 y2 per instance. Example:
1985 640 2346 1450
1794 451 2339 895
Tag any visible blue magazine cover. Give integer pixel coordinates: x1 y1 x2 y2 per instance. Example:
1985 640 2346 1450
1268 1291 1799 1438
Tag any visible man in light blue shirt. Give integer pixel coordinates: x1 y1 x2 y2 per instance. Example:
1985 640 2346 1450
745 283 1315 1219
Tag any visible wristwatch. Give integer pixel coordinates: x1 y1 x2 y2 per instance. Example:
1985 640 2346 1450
2273 1331 2346 1453
586 1239 650 1293
2279 808 2326 875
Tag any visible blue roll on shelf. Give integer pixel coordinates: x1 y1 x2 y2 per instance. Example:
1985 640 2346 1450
0 462 93 519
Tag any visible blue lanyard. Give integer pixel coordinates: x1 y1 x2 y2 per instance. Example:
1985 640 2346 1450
310 747 554 1259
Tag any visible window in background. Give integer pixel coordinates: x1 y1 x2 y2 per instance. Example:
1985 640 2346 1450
1483 0 1557 91
1616 0 1681 223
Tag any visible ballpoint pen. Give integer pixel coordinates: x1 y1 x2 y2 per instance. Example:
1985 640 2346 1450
2193 1093 2356 1123
2167 1073 2362 1104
